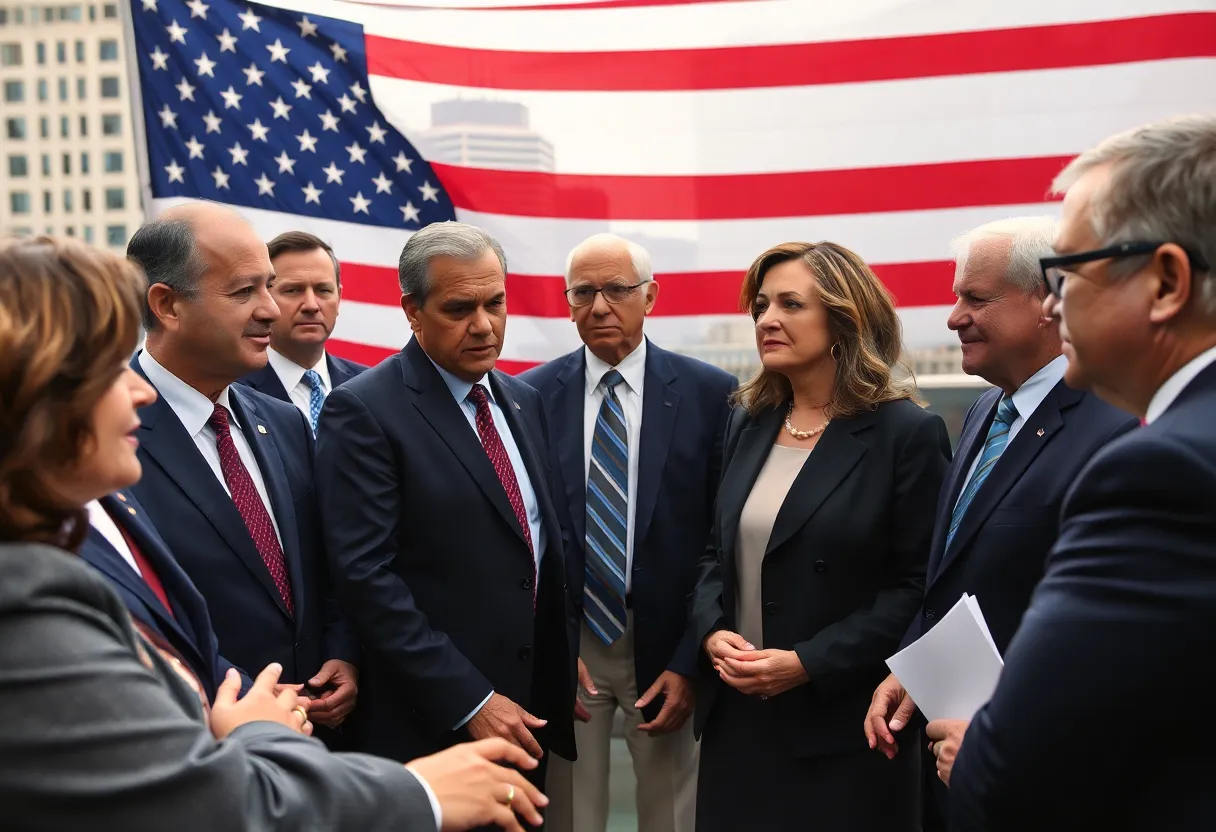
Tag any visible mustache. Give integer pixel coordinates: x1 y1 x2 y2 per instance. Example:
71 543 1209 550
243 326 273 337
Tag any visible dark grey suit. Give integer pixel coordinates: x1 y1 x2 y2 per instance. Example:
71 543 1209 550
0 542 436 831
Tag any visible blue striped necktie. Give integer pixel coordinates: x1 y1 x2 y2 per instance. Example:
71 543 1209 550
585 369 629 645
302 369 325 435
945 394 1018 550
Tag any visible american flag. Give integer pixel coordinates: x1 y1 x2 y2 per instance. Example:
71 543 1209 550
126 0 1216 373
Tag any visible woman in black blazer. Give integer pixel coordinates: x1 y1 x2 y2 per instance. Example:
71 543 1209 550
689 242 951 830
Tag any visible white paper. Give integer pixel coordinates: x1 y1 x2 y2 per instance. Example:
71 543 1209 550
885 594 1004 723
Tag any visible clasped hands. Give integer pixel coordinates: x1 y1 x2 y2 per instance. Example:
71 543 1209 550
703 629 807 697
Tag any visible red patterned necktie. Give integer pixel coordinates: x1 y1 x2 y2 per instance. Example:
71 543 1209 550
208 404 295 617
466 385 536 566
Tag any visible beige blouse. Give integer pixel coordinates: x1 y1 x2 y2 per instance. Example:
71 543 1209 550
735 444 812 649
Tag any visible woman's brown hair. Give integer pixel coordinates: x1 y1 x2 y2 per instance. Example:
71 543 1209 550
734 241 919 418
0 236 146 549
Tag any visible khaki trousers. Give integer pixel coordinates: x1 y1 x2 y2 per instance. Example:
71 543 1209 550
545 614 698 832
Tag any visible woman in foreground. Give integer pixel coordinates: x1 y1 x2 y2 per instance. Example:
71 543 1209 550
0 236 545 831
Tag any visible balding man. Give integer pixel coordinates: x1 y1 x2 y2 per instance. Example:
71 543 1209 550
950 116 1216 830
126 203 360 743
863 217 1134 829
520 234 737 832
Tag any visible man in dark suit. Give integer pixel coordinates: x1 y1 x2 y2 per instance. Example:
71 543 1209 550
520 234 736 832
125 203 360 740
237 231 366 431
314 221 577 781
81 488 249 702
864 216 1135 829
948 116 1216 830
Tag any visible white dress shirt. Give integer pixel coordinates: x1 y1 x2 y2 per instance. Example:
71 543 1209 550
1144 345 1216 425
138 350 284 548
267 348 331 421
86 499 140 576
956 354 1068 506
582 340 646 593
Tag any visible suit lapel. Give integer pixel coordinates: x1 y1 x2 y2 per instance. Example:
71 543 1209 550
228 388 304 626
717 407 783 571
327 354 356 387
935 381 1078 578
243 363 290 403
551 352 588 547
493 372 563 560
764 410 872 557
634 344 679 549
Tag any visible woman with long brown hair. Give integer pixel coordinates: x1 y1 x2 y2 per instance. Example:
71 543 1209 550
689 242 951 829
0 236 546 831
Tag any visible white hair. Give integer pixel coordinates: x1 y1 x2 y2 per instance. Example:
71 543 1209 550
950 215 1058 295
564 233 653 286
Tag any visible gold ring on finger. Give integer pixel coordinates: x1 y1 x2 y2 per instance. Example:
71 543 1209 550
503 784 515 806
293 706 308 722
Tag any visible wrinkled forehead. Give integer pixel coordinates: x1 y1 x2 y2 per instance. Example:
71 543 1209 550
569 246 637 286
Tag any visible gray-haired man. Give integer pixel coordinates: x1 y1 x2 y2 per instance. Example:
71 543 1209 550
314 222 578 789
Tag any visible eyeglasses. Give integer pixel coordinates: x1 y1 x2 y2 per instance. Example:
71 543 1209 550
1040 241 1210 297
564 281 647 308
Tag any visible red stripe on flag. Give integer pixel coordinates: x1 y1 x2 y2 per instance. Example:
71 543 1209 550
366 13 1215 92
327 337 540 375
340 260 956 315
429 156 1069 221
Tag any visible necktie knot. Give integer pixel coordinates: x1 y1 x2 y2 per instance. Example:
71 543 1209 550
466 383 490 408
601 369 625 391
303 369 323 392
208 404 232 437
995 395 1018 428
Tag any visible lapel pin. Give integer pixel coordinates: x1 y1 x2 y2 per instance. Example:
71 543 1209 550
257 424 268 434
127 506 137 516
1036 428 1045 437
116 493 127 502
665 401 673 407
514 401 521 410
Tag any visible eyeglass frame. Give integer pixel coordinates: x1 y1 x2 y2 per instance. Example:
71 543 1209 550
1040 241 1211 298
563 280 649 307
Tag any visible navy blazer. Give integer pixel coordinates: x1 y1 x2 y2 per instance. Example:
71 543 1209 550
237 351 367 404
950 362 1216 831
78 489 245 701
314 338 577 763
519 341 737 722
128 354 358 686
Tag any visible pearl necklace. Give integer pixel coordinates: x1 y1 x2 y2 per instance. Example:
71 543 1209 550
784 403 830 440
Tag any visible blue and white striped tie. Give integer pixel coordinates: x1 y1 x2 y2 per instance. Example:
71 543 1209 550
585 370 629 645
945 394 1018 550
302 369 325 435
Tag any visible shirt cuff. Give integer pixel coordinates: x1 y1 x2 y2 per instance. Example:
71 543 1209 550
404 766 443 832
453 690 494 730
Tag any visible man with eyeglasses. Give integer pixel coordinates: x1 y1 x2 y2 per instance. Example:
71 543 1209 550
950 115 1216 830
520 233 736 832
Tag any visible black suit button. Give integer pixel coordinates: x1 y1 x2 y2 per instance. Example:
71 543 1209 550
924 608 936 620
518 646 532 660
522 577 534 590
814 560 828 573
764 601 780 616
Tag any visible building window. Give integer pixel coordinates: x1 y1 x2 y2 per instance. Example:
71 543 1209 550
8 155 29 177
83 225 94 242
43 191 52 214
5 117 26 140
9 192 31 215
36 42 45 65
57 77 67 101
88 4 95 21
78 114 86 136
76 76 85 100
102 3 116 17
75 39 84 62
99 38 118 61
14 7 23 23
61 152 70 174
63 189 73 213
59 115 68 138
0 8 8 25
101 113 120 135
3 79 23 102
59 6 82 22
56 40 65 64
100 76 119 98
65 226 75 237
40 154 50 176
80 152 88 173
0 43 22 66
82 189 91 211
103 151 122 172
105 224 126 246
37 79 46 101
39 117 48 139
104 187 124 210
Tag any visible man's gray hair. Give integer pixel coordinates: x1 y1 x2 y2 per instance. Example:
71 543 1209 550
126 218 207 330
564 233 653 285
397 221 507 305
950 216 1058 295
1051 114 1216 311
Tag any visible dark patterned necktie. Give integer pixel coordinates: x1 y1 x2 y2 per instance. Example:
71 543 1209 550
585 370 629 644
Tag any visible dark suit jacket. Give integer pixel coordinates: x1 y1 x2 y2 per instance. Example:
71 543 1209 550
690 398 952 756
0 542 436 831
519 341 737 722
78 489 246 701
314 338 577 762
238 351 367 404
950 361 1216 831
129 354 358 686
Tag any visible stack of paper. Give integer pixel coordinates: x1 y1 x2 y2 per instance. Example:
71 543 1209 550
886 594 1004 722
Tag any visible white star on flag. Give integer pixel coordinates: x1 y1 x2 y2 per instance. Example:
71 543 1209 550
349 81 367 103
419 181 439 202
366 121 387 144
298 15 318 37
186 0 208 18
266 39 291 63
372 172 393 194
238 7 261 31
274 151 296 174
255 173 276 196
166 19 188 44
212 166 230 189
243 63 265 86
203 110 223 133
296 129 318 152
185 135 205 159
345 142 367 164
216 28 237 52
307 61 330 84
329 42 347 62
194 52 217 77
269 96 292 120
247 118 270 142
158 104 178 128
176 77 196 101
401 202 420 223
141 0 157 10
322 161 345 184
291 78 312 99
319 110 340 132
149 46 169 70
165 160 186 183
220 85 243 109
337 94 357 114
228 142 250 165
350 192 371 214
302 182 322 204
393 152 413 173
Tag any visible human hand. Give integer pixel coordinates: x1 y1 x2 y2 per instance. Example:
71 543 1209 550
925 718 968 787
304 659 359 728
407 738 548 831
210 663 312 740
717 648 808 697
575 658 597 723
864 673 917 759
465 693 547 759
636 671 695 734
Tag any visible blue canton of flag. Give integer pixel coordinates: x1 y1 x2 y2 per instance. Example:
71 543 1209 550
128 0 456 228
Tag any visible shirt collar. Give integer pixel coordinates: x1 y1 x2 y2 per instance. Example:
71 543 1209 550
584 338 647 395
267 348 331 393
1145 345 1216 425
138 349 242 436
1008 354 1068 421
426 355 495 407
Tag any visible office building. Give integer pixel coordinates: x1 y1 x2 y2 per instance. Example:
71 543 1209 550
416 99 556 172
